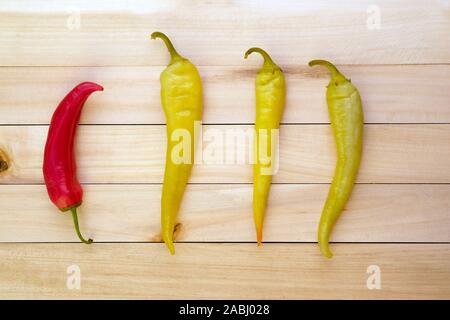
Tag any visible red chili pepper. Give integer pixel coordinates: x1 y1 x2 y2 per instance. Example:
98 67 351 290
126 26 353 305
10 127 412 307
43 82 103 244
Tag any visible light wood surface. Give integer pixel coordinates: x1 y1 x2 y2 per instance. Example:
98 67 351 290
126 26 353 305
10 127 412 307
0 184 448 243
0 0 449 66
1 65 449 124
0 0 449 300
0 125 448 184
0 244 449 299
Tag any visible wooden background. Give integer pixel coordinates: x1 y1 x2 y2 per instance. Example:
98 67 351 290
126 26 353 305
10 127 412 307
0 0 449 299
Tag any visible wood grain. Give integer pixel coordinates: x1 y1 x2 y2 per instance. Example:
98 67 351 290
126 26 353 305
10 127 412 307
0 244 448 299
1 65 449 125
0 184 448 243
1 0 449 66
0 0 449 301
0 124 449 184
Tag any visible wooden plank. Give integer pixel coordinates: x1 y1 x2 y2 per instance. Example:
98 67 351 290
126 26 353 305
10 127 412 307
1 1 449 66
0 184 448 243
0 124 449 184
0 244 448 299
1 65 449 125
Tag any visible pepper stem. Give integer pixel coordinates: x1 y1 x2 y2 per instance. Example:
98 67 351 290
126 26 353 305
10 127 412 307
308 59 347 82
244 47 276 68
151 31 182 63
70 207 93 244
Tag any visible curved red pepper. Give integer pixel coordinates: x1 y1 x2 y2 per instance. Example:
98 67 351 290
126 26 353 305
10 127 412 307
43 82 103 244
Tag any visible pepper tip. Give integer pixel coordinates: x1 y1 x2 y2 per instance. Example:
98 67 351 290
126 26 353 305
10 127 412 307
256 228 263 246
162 228 176 254
319 242 333 258
165 240 175 255
77 82 104 93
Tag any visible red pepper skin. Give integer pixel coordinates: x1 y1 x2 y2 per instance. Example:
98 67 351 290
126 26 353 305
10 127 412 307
43 82 103 244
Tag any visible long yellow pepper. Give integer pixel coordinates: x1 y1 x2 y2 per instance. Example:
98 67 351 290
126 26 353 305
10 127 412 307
309 60 364 258
245 48 286 245
152 32 203 254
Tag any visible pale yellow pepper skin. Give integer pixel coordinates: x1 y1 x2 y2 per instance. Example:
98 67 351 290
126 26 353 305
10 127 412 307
152 32 203 254
309 60 364 258
245 48 286 245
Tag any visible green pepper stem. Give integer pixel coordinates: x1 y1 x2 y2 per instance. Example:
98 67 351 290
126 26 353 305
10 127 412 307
308 59 347 82
70 207 93 244
151 31 182 63
244 47 276 67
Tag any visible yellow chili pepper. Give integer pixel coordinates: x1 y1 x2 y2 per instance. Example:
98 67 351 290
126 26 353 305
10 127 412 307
309 60 364 258
245 48 286 245
151 32 203 254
